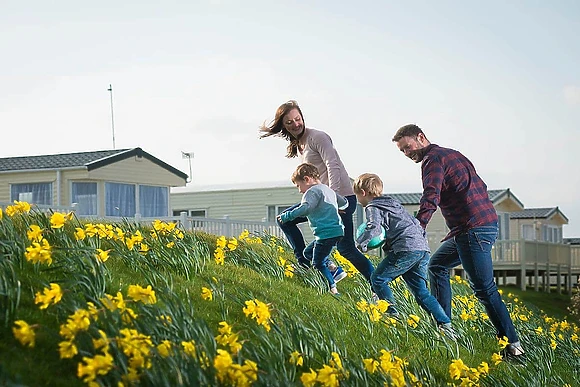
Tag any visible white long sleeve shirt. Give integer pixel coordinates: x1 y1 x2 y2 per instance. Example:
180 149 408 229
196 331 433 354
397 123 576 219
298 128 355 197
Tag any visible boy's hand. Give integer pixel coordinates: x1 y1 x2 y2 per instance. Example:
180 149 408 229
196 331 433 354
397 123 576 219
277 214 284 224
356 242 368 253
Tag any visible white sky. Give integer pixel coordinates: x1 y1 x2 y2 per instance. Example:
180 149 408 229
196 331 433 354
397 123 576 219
2 1 579 236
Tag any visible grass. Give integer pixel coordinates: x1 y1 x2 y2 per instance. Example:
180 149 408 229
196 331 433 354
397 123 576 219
498 285 573 321
1 206 580 386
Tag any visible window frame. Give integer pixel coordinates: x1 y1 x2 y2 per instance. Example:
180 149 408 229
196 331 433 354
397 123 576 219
70 181 98 216
522 224 536 241
139 184 169 217
10 182 53 205
172 209 207 217
105 182 136 217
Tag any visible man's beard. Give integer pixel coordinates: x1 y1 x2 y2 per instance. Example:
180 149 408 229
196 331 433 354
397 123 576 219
408 148 428 163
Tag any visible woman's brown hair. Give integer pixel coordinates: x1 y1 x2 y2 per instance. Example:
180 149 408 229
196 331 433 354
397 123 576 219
259 100 305 158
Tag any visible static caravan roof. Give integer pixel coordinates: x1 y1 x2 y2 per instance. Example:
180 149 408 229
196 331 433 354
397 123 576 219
0 147 188 180
510 207 569 223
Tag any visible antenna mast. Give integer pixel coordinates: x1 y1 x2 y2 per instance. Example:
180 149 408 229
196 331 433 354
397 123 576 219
107 84 116 149
182 152 194 183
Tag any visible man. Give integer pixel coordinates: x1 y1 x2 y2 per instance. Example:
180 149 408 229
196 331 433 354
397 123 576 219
392 124 524 360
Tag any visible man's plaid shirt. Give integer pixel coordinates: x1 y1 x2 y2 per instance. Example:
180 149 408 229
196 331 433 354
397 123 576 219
416 144 497 241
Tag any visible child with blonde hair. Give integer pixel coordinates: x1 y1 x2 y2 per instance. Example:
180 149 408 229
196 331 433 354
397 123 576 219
354 173 457 337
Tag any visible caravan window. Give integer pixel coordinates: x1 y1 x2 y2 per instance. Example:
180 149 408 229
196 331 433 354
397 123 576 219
11 183 52 205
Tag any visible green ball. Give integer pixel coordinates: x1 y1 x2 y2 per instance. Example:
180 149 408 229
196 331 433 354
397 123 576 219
356 222 386 250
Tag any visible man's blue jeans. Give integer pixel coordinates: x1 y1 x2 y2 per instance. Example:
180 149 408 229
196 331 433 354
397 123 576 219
277 195 374 282
303 236 342 289
428 222 519 343
372 250 450 324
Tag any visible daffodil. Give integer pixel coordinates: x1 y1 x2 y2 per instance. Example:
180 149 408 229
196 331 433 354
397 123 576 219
201 287 213 301
34 283 63 309
139 243 150 253
74 227 86 240
182 340 196 357
92 330 109 352
290 351 304 366
243 299 272 331
497 336 509 349
449 359 467 380
491 352 503 365
77 352 114 383
50 212 72 228
127 284 157 304
6 201 31 216
95 249 110 263
13 320 36 348
216 236 227 249
227 237 238 250
58 340 78 359
157 340 172 358
214 247 225 265
27 225 43 241
284 264 295 277
407 314 420 328
300 369 318 387
477 361 490 375
214 349 234 381
316 364 339 387
24 239 52 265
363 358 378 373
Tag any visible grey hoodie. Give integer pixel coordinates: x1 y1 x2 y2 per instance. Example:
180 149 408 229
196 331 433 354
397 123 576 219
356 195 430 253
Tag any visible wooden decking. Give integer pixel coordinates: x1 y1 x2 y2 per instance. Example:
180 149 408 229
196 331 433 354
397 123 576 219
458 240 580 293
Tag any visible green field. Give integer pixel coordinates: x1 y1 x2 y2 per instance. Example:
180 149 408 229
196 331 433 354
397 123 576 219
1 205 579 386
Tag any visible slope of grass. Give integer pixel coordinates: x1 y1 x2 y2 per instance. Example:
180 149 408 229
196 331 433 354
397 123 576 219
498 285 573 321
1 206 579 386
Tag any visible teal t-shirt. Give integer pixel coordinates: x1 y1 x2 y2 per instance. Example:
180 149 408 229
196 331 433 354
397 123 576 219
279 184 346 240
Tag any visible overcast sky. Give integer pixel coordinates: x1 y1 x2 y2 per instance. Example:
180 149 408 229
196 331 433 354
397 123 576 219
2 1 579 236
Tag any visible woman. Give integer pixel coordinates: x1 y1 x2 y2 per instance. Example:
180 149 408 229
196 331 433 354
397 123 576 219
260 100 374 282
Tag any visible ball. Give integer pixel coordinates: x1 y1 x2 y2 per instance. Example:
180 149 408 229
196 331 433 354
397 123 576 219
356 222 387 250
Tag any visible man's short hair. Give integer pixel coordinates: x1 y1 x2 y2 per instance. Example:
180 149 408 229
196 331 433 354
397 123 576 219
291 163 320 183
353 173 383 197
392 124 424 142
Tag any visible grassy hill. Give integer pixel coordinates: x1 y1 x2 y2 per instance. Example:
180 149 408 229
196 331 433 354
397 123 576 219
1 204 579 386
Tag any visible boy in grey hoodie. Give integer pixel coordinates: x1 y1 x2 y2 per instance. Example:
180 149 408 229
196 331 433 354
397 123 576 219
354 173 456 336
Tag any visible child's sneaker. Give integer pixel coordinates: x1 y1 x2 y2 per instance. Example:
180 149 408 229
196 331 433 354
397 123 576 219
438 323 459 340
385 306 400 319
501 341 525 362
371 293 380 304
331 266 347 283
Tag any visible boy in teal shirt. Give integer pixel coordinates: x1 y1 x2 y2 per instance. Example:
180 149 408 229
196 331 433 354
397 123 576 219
278 163 347 295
